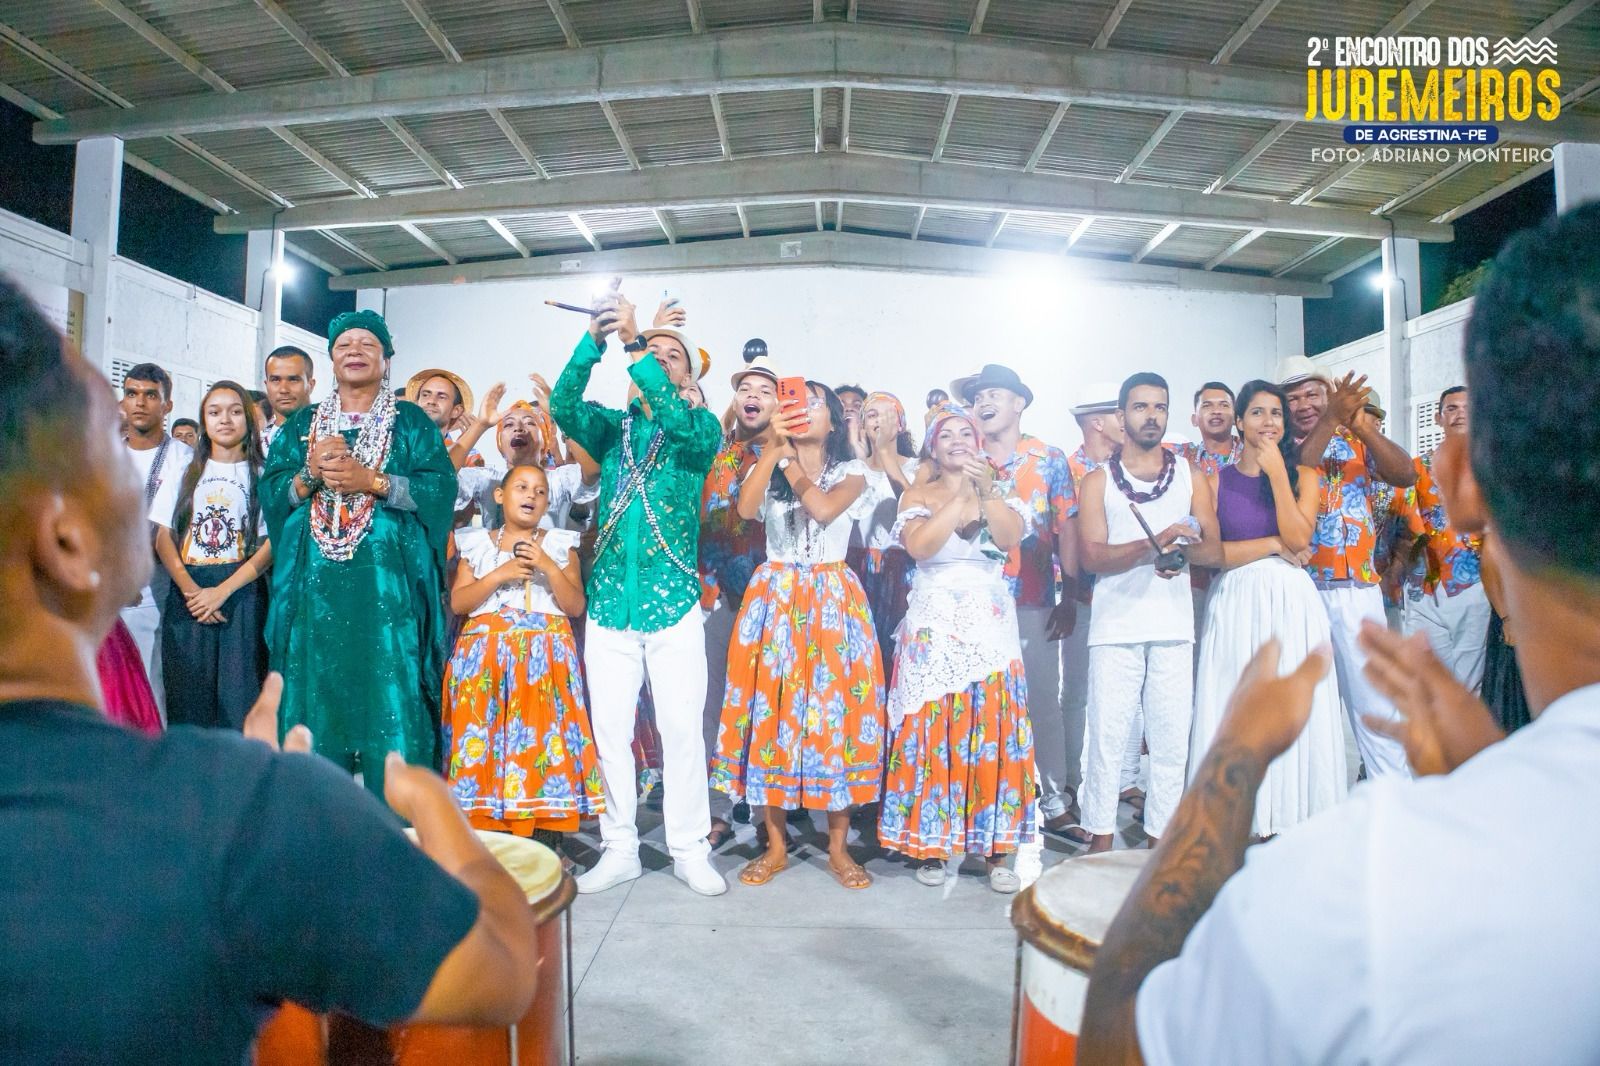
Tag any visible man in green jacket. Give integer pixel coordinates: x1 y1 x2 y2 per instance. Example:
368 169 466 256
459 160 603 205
549 287 727 897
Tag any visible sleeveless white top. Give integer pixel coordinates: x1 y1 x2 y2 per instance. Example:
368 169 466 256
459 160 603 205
857 459 919 552
1089 456 1196 647
885 499 1029 729
755 459 873 565
456 526 581 618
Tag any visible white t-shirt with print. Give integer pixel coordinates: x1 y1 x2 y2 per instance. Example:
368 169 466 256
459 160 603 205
150 459 266 565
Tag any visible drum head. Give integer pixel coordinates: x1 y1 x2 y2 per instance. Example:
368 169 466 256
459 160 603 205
404 829 563 904
1014 850 1150 969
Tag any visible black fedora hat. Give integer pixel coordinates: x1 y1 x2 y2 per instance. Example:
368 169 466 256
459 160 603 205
950 363 1034 408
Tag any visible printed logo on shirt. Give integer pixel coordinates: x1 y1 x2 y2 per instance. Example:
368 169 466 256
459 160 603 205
191 502 241 559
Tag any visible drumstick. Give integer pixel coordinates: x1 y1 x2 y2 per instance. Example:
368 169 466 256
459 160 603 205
544 299 603 316
1128 503 1165 555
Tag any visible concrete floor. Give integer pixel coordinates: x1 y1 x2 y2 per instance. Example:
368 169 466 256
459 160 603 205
558 799 1149 1066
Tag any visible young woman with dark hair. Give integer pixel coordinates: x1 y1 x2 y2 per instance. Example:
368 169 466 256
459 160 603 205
151 380 272 729
711 381 887 890
1188 379 1347 835
851 391 921 667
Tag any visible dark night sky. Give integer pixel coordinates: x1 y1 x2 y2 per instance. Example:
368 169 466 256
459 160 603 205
0 98 351 332
1305 168 1555 354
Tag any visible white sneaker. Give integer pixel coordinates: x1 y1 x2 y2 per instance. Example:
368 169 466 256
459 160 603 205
672 854 728 896
576 850 642 895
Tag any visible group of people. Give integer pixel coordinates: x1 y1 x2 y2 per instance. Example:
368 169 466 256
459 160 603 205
3 202 1595 1063
98 271 1515 906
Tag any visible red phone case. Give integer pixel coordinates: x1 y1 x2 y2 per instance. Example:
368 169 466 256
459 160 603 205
777 376 810 434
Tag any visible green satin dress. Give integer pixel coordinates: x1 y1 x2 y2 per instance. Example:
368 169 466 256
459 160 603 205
261 399 455 800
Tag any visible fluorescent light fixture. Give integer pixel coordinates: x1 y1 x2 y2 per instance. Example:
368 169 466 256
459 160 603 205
1371 271 1394 290
267 258 297 286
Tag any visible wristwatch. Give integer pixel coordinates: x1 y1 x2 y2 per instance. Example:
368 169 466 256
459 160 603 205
777 457 791 471
623 335 649 354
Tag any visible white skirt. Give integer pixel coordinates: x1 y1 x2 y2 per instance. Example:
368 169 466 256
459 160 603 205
1191 555 1349 836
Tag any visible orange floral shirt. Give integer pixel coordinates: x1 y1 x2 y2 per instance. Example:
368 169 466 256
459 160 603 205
698 435 765 609
1306 428 1382 587
1394 451 1483 597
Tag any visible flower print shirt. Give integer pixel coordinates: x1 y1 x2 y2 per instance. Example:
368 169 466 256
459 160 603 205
993 435 1075 609
698 434 766 609
1394 451 1482 598
1178 438 1243 478
1305 428 1385 588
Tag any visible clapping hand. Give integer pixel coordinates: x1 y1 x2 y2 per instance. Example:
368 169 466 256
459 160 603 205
476 382 507 429
964 458 996 498
1357 620 1504 775
1214 638 1332 763
1328 372 1372 427
242 673 313 753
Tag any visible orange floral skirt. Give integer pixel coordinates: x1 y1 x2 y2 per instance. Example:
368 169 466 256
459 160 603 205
711 560 887 811
878 662 1037 860
442 607 605 834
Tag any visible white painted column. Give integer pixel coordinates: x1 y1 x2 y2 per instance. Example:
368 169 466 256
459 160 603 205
1273 294 1304 364
69 137 123 372
1379 235 1420 452
1553 143 1600 213
245 228 284 381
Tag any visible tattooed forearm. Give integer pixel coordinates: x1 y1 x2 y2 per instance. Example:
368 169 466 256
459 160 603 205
1078 743 1269 1065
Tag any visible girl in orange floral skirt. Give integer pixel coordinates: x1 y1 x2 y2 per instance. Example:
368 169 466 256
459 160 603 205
711 382 886 890
879 403 1037 894
443 465 605 844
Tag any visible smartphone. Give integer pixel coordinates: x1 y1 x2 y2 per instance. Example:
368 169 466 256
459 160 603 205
776 375 810 435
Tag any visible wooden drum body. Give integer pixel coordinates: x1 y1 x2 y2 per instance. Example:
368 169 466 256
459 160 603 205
255 832 576 1066
1009 850 1150 1065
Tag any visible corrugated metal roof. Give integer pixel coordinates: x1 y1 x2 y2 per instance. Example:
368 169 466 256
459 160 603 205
1033 105 1172 180
1224 124 1345 198
1226 0 1394 71
663 205 744 238
1072 218 1170 257
122 0 332 89
498 213 596 252
1132 114 1282 188
1227 231 1322 271
265 0 444 72
289 118 445 193
284 228 371 271
577 208 666 245
417 0 569 60
743 201 819 233
977 0 1123 45
416 218 515 260
184 126 357 200
610 96 725 167
838 200 921 235
718 90 815 156
1147 225 1250 264
124 135 279 207
340 225 447 265
917 206 999 242
941 95 1063 169
562 0 696 44
847 89 948 158
700 0 816 30
854 0 979 31
497 102 635 175
401 111 542 185
1110 0 1264 61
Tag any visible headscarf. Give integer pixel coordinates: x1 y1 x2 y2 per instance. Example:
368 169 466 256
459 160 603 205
920 400 985 463
328 309 394 357
863 390 907 435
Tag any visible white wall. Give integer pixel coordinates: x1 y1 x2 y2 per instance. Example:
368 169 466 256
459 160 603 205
366 268 1286 451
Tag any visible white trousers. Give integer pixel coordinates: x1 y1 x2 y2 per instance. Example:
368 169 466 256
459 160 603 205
585 609 712 861
1405 583 1491 693
1019 606 1068 818
118 602 166 722
1320 584 1411 778
1065 602 1144 797
701 602 736 820
1083 641 1192 838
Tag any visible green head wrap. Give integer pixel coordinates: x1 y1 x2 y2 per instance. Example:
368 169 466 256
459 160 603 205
328 309 394 357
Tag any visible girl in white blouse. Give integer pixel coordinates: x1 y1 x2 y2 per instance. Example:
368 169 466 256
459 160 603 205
710 381 888 891
442 465 605 847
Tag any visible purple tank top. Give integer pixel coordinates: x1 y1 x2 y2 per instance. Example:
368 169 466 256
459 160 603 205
1217 464 1279 542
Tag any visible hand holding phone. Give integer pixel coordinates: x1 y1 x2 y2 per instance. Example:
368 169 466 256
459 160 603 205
776 376 811 437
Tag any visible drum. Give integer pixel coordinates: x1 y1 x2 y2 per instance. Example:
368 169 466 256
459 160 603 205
254 831 576 1066
1009 849 1150 1064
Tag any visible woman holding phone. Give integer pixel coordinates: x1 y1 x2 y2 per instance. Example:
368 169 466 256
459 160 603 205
1188 379 1347 836
711 381 887 890
877 402 1036 893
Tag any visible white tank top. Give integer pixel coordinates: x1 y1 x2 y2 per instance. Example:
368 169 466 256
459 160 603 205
1089 455 1196 647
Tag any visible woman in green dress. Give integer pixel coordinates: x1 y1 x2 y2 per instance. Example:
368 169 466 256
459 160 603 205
262 310 457 800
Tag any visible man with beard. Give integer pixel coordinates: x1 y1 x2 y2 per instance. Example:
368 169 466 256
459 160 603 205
952 364 1079 838
549 283 726 897
699 355 779 844
1393 386 1488 689
1280 356 1416 778
120 362 193 716
1077 373 1221 854
449 388 599 531
261 346 315 451
1180 382 1242 476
